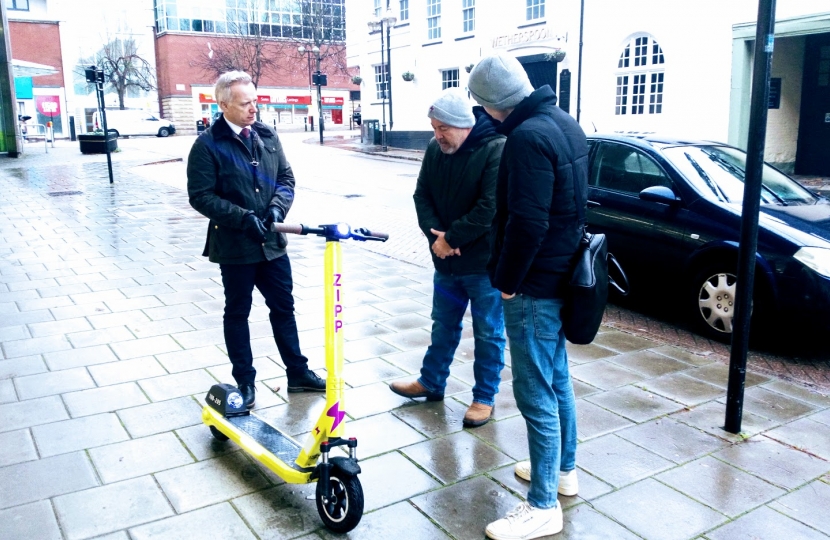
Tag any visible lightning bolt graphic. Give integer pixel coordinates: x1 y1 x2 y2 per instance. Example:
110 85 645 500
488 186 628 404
326 401 346 432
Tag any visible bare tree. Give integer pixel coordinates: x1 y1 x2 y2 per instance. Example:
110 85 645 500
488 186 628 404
79 37 156 110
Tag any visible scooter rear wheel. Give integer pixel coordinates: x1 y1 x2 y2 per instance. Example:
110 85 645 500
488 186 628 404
209 425 229 441
316 474 364 533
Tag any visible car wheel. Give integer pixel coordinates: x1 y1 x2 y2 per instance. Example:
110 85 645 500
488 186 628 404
158 127 170 137
690 262 758 342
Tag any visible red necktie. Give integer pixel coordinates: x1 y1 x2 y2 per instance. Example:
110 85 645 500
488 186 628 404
240 127 250 138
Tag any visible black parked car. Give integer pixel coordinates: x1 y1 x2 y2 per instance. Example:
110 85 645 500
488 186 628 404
585 134 830 341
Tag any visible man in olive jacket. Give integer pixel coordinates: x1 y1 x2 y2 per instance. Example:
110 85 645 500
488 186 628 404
187 71 325 409
389 89 506 428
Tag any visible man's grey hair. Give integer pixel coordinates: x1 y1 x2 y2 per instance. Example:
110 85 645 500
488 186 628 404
215 71 253 105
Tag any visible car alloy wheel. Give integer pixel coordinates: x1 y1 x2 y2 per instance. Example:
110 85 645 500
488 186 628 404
697 271 737 334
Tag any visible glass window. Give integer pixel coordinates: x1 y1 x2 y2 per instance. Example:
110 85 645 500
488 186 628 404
373 0 382 17
592 143 673 194
374 64 389 100
663 145 818 206
614 34 665 116
9 0 29 11
400 0 409 21
462 0 474 33
526 0 544 21
442 68 459 90
427 0 441 40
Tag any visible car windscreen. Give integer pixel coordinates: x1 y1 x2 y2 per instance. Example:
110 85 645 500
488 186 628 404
662 145 818 206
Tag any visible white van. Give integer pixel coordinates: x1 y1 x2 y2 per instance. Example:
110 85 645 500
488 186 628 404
93 109 176 137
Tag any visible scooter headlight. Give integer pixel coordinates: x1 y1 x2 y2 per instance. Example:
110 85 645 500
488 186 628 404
335 222 351 238
205 383 249 417
794 247 830 279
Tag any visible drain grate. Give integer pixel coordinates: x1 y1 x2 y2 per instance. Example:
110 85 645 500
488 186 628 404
48 191 83 197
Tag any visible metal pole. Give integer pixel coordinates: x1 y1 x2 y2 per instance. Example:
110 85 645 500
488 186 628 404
380 22 387 152
386 12 393 130
724 0 776 434
98 75 115 184
316 53 323 146
576 0 584 123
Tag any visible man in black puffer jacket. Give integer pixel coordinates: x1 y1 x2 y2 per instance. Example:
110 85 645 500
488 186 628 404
389 89 506 428
187 71 325 410
468 53 589 540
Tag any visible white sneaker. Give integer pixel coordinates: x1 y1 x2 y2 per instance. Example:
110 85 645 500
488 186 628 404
514 461 579 496
485 502 563 540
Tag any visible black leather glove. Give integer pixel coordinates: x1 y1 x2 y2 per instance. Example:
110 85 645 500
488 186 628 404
265 206 284 227
241 212 268 244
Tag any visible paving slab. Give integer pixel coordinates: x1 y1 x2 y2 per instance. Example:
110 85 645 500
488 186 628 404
401 430 513 484
577 434 674 488
89 432 195 483
585 384 685 423
117 396 203 438
130 503 258 540
87 356 168 386
0 451 98 510
763 417 830 461
0 500 62 540
768 479 830 533
53 476 175 540
0 429 37 467
0 395 68 433
615 417 729 464
317 501 452 540
154 451 270 513
705 504 829 540
31 412 130 457
14 366 96 400
358 451 441 511
62 381 149 417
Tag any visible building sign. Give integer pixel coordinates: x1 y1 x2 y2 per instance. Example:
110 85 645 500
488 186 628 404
286 96 312 105
35 95 61 117
322 97 344 105
257 95 272 103
493 27 559 49
199 93 216 103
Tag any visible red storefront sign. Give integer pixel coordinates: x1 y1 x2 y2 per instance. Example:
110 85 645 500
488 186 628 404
286 95 312 105
199 93 216 103
257 95 271 103
321 97 344 105
35 95 61 116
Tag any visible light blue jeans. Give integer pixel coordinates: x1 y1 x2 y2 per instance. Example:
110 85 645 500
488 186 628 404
503 294 577 509
418 271 506 406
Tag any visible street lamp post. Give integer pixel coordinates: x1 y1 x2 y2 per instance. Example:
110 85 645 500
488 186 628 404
368 7 397 152
298 44 325 144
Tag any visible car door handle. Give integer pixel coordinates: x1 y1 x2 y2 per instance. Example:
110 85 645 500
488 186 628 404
587 200 601 208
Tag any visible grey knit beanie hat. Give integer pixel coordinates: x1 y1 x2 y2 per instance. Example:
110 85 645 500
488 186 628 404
468 52 534 110
427 88 475 128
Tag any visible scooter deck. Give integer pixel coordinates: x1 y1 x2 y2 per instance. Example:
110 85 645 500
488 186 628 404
227 414 305 470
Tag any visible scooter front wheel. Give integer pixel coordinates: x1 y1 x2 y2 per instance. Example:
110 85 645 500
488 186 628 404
209 425 229 441
316 474 364 533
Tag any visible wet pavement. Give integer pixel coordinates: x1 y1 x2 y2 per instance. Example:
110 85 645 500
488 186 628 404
1 136 829 540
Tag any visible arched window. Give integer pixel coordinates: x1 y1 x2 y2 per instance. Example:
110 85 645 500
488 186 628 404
615 34 665 116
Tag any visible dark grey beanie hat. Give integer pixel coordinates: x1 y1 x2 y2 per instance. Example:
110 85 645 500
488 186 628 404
468 52 534 110
427 88 475 128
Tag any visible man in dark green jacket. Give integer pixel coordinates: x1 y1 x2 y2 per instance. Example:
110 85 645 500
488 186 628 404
389 89 506 428
187 71 325 410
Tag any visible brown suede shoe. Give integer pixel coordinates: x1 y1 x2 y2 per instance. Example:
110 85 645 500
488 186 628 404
463 402 493 427
389 379 444 401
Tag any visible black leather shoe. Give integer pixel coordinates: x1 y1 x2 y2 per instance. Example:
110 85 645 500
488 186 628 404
239 384 256 409
287 370 326 393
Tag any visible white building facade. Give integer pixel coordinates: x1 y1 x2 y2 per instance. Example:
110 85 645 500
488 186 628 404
347 0 830 174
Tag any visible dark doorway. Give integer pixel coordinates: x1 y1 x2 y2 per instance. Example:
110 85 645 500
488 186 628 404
795 32 830 175
517 54 558 93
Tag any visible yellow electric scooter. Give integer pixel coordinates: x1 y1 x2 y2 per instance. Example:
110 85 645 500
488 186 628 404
202 222 388 533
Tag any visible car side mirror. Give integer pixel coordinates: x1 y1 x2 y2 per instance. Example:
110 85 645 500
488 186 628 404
640 185 680 205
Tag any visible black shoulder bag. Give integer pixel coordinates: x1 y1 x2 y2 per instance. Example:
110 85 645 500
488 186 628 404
561 162 628 345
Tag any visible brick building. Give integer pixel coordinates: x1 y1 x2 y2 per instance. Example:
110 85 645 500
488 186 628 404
153 0 357 134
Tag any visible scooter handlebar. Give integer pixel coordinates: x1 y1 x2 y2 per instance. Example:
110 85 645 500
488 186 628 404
271 222 388 242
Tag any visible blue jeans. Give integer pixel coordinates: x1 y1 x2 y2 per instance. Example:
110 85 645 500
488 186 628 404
503 295 577 509
418 271 505 406
220 254 309 386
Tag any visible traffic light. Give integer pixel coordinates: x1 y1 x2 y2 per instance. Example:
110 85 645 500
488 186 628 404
85 65 104 84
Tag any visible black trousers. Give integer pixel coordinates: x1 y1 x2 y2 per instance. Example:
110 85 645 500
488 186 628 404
220 254 308 386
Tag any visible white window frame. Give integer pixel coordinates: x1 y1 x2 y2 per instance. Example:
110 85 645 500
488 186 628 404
441 68 459 90
373 64 389 100
373 0 382 18
526 0 544 21
400 0 409 21
462 0 475 33
614 33 665 116
427 0 441 40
